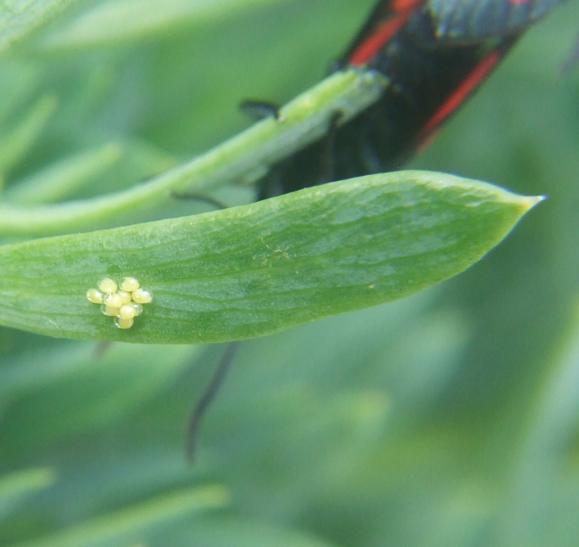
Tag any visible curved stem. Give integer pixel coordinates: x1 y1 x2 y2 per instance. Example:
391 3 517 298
0 70 387 238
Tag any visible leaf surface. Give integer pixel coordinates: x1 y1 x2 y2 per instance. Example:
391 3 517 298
0 0 74 52
0 171 540 343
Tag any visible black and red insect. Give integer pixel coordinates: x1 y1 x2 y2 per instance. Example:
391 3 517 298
257 0 564 198
187 0 565 459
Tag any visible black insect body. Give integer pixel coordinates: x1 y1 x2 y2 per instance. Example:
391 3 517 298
258 0 564 198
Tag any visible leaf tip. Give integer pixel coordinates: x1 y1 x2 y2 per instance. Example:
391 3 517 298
527 194 546 206
497 189 544 219
518 194 546 214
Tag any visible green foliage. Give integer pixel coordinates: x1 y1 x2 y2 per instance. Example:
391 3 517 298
5 143 122 204
28 485 230 547
0 1 578 546
37 0 285 51
0 70 385 236
0 0 75 52
0 171 538 342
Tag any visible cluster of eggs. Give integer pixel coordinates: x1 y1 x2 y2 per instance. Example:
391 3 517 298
86 277 153 329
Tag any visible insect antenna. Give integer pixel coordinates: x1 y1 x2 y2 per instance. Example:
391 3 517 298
186 341 241 462
319 110 344 183
170 190 230 210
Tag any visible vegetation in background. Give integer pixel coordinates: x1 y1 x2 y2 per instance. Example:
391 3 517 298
0 1 578 546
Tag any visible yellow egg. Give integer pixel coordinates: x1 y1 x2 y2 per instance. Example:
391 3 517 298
86 288 103 304
118 291 132 305
121 277 140 292
115 316 134 329
104 293 123 308
102 304 121 317
98 277 118 294
132 288 153 304
119 304 137 320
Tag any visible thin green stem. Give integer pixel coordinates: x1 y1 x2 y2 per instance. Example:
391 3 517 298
0 70 387 238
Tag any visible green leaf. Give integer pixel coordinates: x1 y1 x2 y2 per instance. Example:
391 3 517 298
27 485 230 547
0 70 386 237
1 344 199 445
0 95 56 176
0 468 56 519
5 143 122 204
0 0 76 53
36 0 285 51
0 171 540 343
164 516 339 547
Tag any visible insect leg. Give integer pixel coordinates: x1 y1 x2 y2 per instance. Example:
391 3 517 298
93 340 113 359
239 99 281 120
170 190 230 210
186 341 241 462
319 110 344 183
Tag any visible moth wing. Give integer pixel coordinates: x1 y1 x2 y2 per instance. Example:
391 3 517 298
429 0 564 43
339 0 424 66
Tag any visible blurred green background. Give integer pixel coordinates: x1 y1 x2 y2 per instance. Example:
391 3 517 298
1 1 578 545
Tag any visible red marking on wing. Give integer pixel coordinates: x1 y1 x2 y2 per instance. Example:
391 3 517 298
392 0 423 10
349 18 406 65
419 50 502 138
348 0 422 66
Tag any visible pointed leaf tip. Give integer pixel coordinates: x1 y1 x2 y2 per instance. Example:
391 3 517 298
0 170 541 343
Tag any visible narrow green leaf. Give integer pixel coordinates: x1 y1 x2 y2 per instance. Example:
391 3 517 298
0 70 386 237
0 0 76 53
5 143 122 204
0 171 540 344
25 485 230 547
168 516 340 547
37 0 284 50
0 468 56 519
0 95 56 176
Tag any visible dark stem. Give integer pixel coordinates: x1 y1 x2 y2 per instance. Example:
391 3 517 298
185 341 241 462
